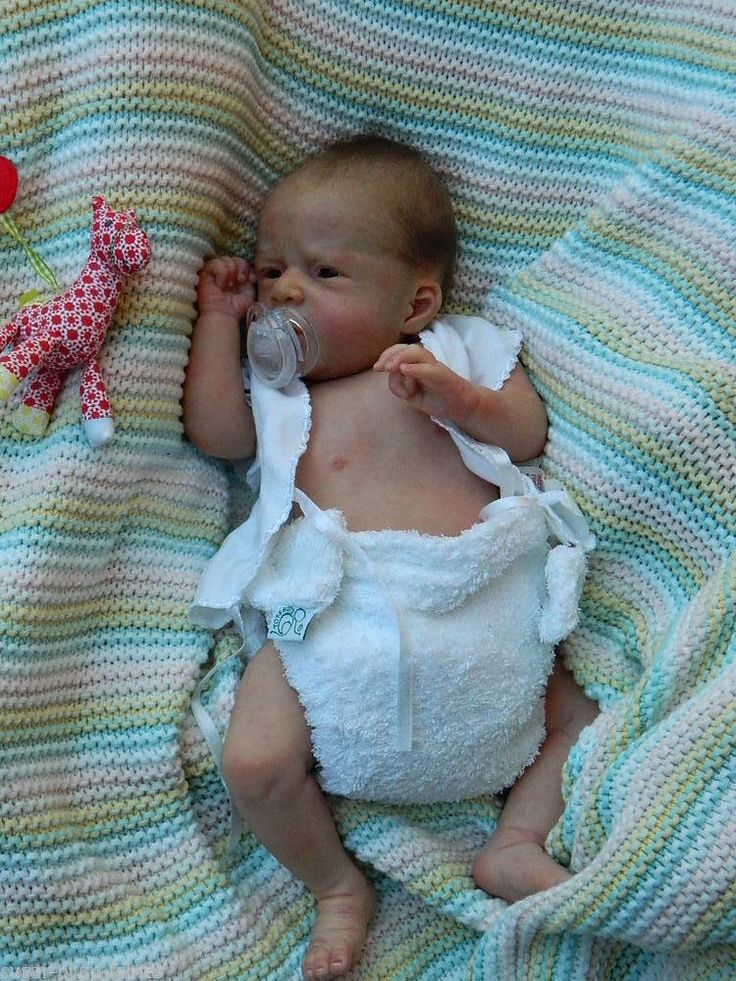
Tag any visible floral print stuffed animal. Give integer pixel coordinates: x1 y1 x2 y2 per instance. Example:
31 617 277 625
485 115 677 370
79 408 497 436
0 196 151 447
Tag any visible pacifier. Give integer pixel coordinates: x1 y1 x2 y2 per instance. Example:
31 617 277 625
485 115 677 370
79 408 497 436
245 303 320 388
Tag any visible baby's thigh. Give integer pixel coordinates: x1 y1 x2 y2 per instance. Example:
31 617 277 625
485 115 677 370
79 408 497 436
544 658 599 736
225 640 314 768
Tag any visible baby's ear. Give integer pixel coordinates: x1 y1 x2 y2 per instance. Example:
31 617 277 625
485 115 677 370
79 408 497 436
403 280 442 333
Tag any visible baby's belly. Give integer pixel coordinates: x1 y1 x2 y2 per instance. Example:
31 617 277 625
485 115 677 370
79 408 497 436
295 373 499 535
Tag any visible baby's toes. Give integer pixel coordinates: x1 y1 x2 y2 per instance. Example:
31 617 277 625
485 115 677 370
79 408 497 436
302 939 349 980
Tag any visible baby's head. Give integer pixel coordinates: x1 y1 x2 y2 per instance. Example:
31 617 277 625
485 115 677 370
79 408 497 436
291 135 458 299
254 135 457 380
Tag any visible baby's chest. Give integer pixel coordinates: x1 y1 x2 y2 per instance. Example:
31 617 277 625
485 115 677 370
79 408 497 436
292 371 496 534
301 372 444 474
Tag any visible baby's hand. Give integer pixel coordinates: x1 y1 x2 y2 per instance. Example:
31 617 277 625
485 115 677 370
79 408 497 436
374 344 479 423
198 256 256 320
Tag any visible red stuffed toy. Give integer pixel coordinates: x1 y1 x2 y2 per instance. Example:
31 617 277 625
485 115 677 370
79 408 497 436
0 159 151 447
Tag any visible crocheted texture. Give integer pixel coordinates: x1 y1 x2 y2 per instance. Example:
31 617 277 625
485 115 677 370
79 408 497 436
1 2 734 978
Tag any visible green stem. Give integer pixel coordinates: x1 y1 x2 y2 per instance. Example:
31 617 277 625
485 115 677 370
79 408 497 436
1 213 62 292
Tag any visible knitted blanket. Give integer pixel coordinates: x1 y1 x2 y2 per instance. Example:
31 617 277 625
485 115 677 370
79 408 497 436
2 2 734 978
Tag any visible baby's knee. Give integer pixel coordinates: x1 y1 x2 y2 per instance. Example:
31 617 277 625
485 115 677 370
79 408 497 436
221 739 305 806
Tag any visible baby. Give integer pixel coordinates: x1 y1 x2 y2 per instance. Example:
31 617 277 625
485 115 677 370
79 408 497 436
184 135 597 980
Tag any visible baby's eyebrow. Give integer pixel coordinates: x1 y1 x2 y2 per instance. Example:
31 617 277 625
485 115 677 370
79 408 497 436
253 238 277 257
313 247 357 265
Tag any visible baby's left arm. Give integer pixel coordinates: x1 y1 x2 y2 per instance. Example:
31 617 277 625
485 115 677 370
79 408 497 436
374 344 548 462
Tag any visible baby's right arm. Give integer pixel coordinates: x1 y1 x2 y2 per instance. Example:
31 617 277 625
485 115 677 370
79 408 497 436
183 257 257 459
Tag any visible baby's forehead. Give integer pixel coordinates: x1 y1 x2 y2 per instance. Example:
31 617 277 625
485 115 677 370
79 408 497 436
257 170 402 256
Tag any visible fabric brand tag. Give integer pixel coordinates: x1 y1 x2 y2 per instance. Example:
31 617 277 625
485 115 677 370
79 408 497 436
267 604 319 642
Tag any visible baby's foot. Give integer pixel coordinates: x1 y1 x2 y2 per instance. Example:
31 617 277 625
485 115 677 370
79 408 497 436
302 873 377 980
472 828 571 904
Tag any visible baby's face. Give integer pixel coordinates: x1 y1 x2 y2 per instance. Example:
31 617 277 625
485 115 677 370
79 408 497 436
254 171 423 381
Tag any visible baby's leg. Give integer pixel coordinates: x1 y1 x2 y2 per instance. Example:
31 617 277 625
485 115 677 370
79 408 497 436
221 641 375 980
472 659 598 903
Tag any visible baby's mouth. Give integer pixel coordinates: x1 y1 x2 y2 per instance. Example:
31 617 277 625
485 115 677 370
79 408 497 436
246 304 320 388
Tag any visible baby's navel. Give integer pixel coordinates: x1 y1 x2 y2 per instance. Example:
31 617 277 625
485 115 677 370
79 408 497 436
331 455 348 471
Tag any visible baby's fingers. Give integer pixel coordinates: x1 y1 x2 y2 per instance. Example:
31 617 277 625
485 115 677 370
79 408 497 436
202 257 251 291
374 344 435 373
398 359 446 389
387 367 419 402
399 360 477 420
374 344 409 372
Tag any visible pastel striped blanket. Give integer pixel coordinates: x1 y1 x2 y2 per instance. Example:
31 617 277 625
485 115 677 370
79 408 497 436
1 1 734 978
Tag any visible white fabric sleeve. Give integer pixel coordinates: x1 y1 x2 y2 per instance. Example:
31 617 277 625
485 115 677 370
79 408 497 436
420 315 522 390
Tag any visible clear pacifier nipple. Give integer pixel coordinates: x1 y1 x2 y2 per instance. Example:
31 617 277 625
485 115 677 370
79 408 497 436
246 303 320 388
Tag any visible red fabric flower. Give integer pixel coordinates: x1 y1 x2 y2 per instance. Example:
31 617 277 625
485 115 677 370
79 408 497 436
0 157 19 213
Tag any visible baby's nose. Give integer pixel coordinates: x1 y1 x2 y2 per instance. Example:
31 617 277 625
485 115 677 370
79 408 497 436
271 270 304 305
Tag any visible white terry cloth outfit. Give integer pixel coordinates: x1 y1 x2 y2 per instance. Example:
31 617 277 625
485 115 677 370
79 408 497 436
190 315 595 804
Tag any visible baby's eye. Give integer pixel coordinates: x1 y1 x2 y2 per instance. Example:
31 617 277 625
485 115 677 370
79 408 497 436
317 266 340 279
260 268 281 279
